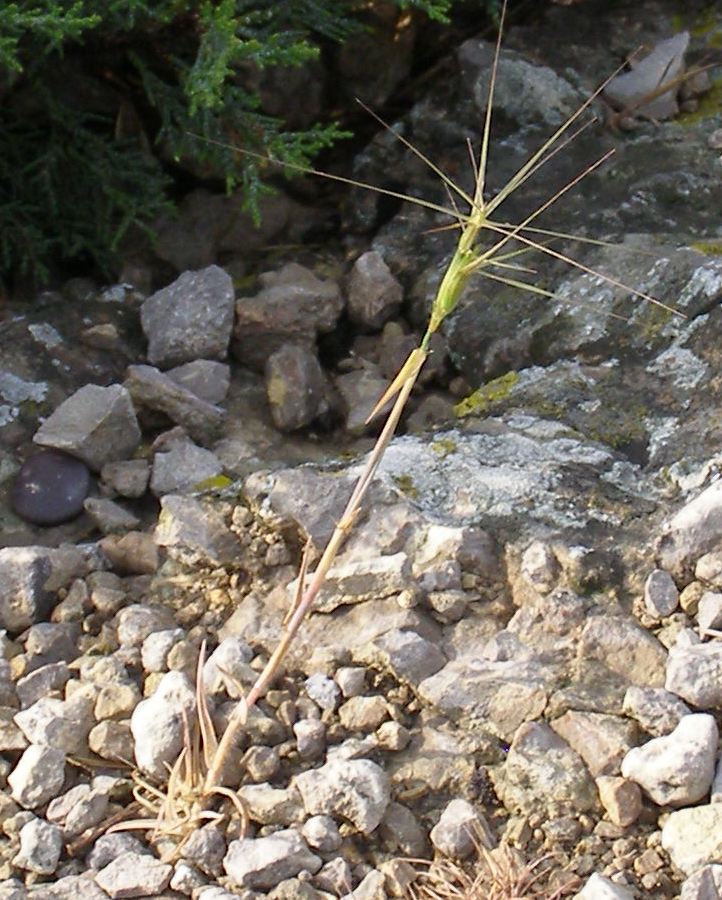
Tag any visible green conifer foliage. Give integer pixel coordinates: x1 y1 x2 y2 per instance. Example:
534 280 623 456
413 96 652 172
0 0 478 287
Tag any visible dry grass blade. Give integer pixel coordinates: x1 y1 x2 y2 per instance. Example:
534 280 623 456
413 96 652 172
410 843 579 900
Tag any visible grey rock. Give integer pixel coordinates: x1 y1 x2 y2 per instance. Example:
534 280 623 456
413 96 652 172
83 497 140 534
347 251 403 330
418 654 559 741
8 744 66 808
551 710 638 778
315 858 353 895
459 38 582 128
293 719 326 760
141 265 235 367
578 615 667 687
223 829 322 890
291 552 413 614
336 667 366 698
379 801 429 857
233 262 343 371
666 642 722 708
596 776 643 828
141 628 185 673
155 494 240 567
166 359 230 405
604 32 689 120
131 670 196 780
14 818 63 874
295 758 391 834
47 783 109 837
662 804 722 876
621 713 717 806
339 696 388 733
24 621 79 667
99 531 160 576
27 874 110 899
182 825 227 877
622 686 691 737
265 343 327 432
0 547 53 634
237 783 304 826
150 437 223 496
575 873 635 899
203 636 255 698
125 364 224 444
15 662 71 709
519 540 560 594
657 480 722 579
499 721 597 814
334 368 393 435
170 862 206 895
304 673 340 711
680 865 722 900
430 798 493 858
355 629 446 687
86 831 150 869
342 870 385 900
15 693 93 754
698 592 722 636
95 850 172 898
301 815 342 853
34 384 141 471
100 459 150 499
644 569 679 619
116 603 176 647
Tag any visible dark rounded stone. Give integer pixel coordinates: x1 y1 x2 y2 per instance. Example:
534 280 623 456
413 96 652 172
11 450 92 526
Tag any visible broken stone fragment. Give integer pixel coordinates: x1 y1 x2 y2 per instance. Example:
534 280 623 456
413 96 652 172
33 383 141 471
141 265 235 367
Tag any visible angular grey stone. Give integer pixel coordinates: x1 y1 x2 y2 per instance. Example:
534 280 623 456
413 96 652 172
644 569 679 619
265 343 327 432
166 359 230 405
14 818 63 874
8 744 66 809
295 758 390 834
604 32 688 120
680 864 722 900
100 459 150 499
698 592 722 636
696 551 722 588
14 693 93 754
155 494 240 567
304 673 340 711
141 628 185 673
34 384 140 470
666 642 722 708
0 547 53 634
347 251 403 329
551 710 638 778
499 721 597 814
141 265 235 367
622 686 691 737
237 783 304 826
430 798 493 859
131 670 196 780
293 718 326 760
223 829 322 890
125 364 224 444
302 815 342 853
355 629 446 686
460 39 582 128
83 497 140 534
116 604 176 647
519 540 560 594
662 805 722 876
621 713 717 806
233 262 343 371
27 874 110 899
182 824 227 877
343 869 385 900
202 636 254 698
657 480 722 578
578 615 667 687
338 696 388 733
150 438 223 496
95 850 172 898
335 368 393 435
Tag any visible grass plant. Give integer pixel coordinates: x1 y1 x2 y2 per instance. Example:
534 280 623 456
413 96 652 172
110 0 682 860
